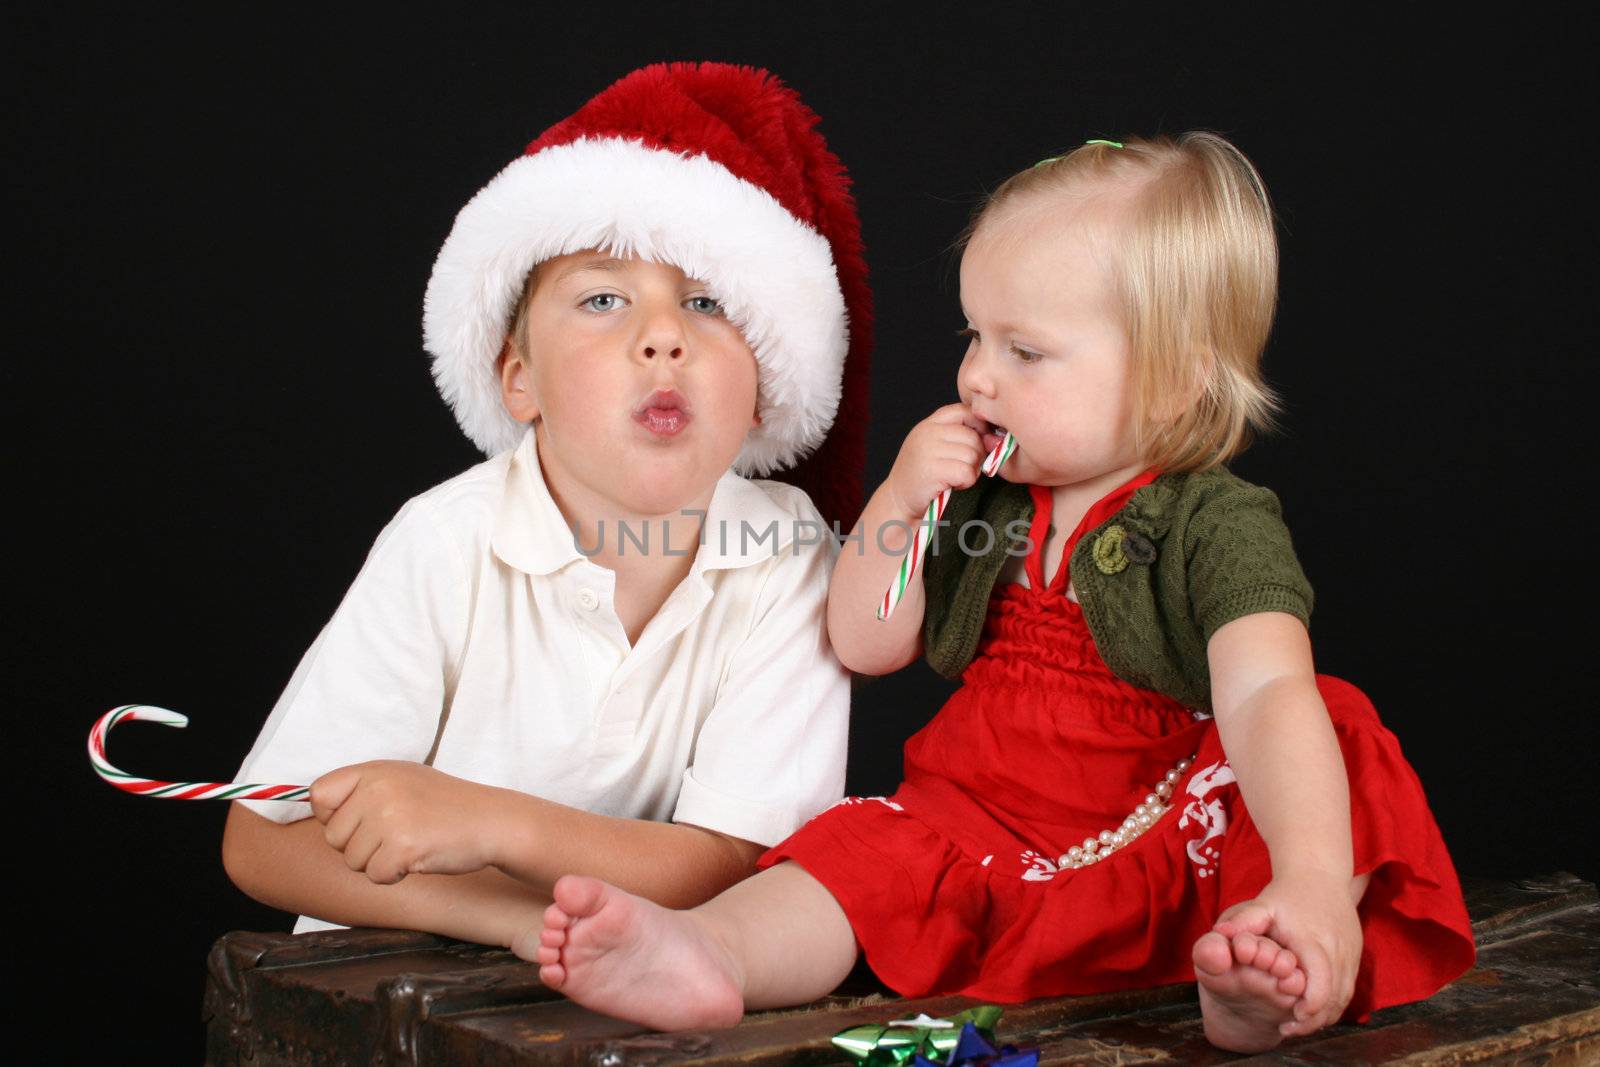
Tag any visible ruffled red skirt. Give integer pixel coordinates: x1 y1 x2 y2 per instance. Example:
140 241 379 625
761 492 1474 1017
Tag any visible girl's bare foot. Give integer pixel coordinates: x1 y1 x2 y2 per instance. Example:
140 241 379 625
1192 928 1308 1052
513 874 745 1031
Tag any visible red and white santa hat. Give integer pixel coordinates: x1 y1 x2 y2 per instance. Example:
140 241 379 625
423 62 871 529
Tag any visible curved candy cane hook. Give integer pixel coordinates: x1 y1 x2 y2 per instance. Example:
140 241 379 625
88 705 310 801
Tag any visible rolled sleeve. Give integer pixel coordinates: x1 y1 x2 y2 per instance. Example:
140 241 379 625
235 497 469 822
673 511 850 847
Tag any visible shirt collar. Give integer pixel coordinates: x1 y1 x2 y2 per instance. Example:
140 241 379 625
696 469 803 572
492 429 588 577
491 429 799 577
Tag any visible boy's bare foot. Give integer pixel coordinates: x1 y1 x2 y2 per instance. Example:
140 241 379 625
1192 928 1308 1052
512 874 746 1031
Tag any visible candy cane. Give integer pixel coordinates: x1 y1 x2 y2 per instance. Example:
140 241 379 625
878 431 1016 621
88 705 310 801
980 430 1018 478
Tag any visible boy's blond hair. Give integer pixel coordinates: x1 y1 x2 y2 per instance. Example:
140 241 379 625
969 132 1280 473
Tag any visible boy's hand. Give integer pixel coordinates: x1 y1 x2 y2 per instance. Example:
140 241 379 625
310 761 507 885
1213 872 1363 1036
884 403 988 518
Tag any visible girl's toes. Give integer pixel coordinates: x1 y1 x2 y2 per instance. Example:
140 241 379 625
540 927 565 949
1231 931 1262 967
1277 967 1308 997
1268 948 1297 979
1292 998 1323 1028
1192 930 1234 975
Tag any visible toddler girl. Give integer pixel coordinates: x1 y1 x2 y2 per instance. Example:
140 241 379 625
520 133 1475 1053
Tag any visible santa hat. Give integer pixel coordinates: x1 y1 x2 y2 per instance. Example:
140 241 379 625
423 62 871 529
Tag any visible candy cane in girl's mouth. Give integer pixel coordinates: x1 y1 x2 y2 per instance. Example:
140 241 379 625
878 431 1016 621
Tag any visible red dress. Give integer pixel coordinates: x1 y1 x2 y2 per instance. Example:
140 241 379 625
761 475 1475 1018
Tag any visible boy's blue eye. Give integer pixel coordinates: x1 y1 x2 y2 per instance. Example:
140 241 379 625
583 293 623 312
685 296 723 315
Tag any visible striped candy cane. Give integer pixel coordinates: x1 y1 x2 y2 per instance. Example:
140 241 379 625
878 431 1016 620
88 705 310 801
980 430 1018 478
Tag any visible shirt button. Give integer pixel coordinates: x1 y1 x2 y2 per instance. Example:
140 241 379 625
577 588 599 611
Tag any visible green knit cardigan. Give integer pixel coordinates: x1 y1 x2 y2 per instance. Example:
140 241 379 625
921 469 1313 710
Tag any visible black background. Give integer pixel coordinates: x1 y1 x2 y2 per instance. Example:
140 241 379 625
10 5 1597 1058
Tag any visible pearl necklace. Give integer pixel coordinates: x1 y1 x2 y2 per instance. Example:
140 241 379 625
1058 755 1193 870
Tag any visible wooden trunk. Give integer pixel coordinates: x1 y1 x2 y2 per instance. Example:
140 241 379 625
204 873 1600 1066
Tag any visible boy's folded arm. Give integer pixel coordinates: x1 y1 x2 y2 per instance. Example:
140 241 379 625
293 761 765 910
488 796 765 909
221 802 548 948
225 779 759 938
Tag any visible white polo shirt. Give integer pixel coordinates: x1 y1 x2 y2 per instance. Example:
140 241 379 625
237 429 850 904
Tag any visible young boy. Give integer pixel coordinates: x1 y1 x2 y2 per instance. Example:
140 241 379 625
221 62 871 949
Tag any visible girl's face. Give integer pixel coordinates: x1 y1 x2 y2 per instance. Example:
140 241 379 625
957 197 1145 494
501 250 760 519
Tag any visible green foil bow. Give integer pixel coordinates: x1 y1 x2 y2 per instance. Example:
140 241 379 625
833 1006 1004 1066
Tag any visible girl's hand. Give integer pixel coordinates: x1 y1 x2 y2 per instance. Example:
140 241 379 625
310 761 508 885
883 403 987 518
1214 872 1363 1037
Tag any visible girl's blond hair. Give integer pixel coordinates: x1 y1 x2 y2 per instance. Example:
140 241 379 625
969 132 1280 472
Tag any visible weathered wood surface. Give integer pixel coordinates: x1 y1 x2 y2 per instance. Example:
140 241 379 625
204 873 1600 1066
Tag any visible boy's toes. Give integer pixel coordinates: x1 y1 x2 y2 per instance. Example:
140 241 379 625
552 874 610 918
1267 948 1298 980
1192 930 1234 976
542 901 572 929
538 961 567 989
510 925 543 963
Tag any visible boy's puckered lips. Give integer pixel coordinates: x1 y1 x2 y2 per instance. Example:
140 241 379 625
633 389 693 437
